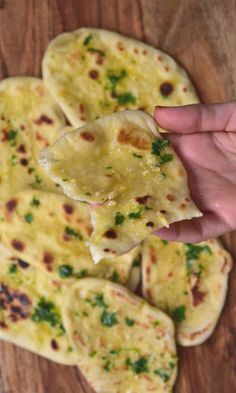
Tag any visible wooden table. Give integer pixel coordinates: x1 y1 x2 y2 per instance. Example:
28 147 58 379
0 1 236 392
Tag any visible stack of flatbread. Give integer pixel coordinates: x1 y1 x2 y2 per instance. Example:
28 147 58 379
0 28 232 393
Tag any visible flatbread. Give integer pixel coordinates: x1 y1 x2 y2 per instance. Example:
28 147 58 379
141 236 232 346
43 27 199 128
63 278 177 393
0 77 67 203
0 189 137 286
40 110 202 262
0 244 75 364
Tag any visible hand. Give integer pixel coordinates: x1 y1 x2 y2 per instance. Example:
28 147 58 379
154 102 236 242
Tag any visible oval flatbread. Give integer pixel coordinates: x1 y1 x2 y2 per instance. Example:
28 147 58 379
63 278 177 393
0 77 67 202
40 110 202 262
0 244 75 364
0 189 138 286
43 28 199 128
141 236 232 346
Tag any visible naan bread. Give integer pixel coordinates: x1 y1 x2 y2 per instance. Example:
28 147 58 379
40 110 202 262
141 236 232 346
0 77 67 203
0 244 75 364
43 27 199 128
63 278 177 393
0 189 137 286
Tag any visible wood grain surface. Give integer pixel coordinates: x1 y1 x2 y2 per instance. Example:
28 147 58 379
0 1 236 392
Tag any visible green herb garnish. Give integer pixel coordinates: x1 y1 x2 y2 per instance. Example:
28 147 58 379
125 317 135 326
108 69 127 89
133 152 143 159
30 196 40 207
8 264 18 274
82 311 89 317
10 154 17 165
92 293 108 309
58 264 74 278
154 368 170 382
115 212 125 225
162 240 169 245
24 212 33 223
128 208 142 220
87 48 105 56
89 350 97 357
151 138 169 156
8 129 18 146
100 310 118 327
185 243 212 274
106 166 113 170
85 192 92 196
132 254 141 267
110 271 120 283
74 269 88 279
65 226 83 240
172 305 186 322
114 91 136 105
103 360 111 372
31 298 61 327
160 153 173 164
83 33 93 46
126 356 149 374
110 348 122 355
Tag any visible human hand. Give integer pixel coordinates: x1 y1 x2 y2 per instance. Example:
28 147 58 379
154 101 236 242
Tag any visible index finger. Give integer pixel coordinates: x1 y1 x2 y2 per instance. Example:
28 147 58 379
154 101 236 133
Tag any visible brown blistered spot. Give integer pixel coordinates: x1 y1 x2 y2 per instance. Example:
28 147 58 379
80 116 86 121
79 104 84 113
1 115 5 121
188 325 210 341
117 41 124 51
160 210 166 214
103 229 117 239
6 198 17 212
117 127 151 150
0 321 7 329
86 225 93 237
36 132 49 146
149 246 156 264
138 106 146 111
167 194 175 201
142 49 147 55
96 55 104 65
180 203 186 209
18 259 30 269
146 289 153 303
183 86 188 92
63 234 70 242
28 168 34 174
160 82 173 96
43 252 54 271
1 129 8 142
12 239 24 252
103 248 116 255
51 339 59 350
146 266 151 276
88 70 98 79
34 114 53 125
20 125 25 130
191 283 206 307
17 144 26 153
134 48 139 54
80 131 95 142
157 55 163 62
136 195 151 205
63 204 74 215
0 285 31 322
178 168 185 176
20 158 28 166
185 197 190 202
146 221 154 228
165 66 170 72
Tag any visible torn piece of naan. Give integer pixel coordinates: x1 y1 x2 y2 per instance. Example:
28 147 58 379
43 27 199 128
63 278 177 393
141 236 232 346
40 110 202 262
0 244 75 364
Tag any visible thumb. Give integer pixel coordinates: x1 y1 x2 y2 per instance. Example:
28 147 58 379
154 102 236 133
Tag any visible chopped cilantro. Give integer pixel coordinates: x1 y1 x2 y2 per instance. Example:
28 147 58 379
8 129 18 146
30 196 40 207
126 356 149 374
93 293 108 309
154 368 170 382
153 320 160 327
132 254 141 267
160 153 173 164
114 91 136 105
8 264 18 274
100 310 118 327
65 226 83 240
106 166 113 170
89 350 97 357
110 271 120 283
145 206 153 211
87 48 105 56
62 178 69 182
125 317 135 326
24 212 33 223
82 311 89 317
68 346 74 352
74 269 88 279
83 33 93 46
103 360 111 372
115 212 125 225
108 69 127 89
185 243 212 274
58 264 74 278
172 305 186 322
85 192 92 196
169 361 176 369
110 348 122 355
128 208 142 220
10 154 17 165
151 138 169 156
162 240 169 245
31 298 61 327
31 174 42 187
133 152 143 159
